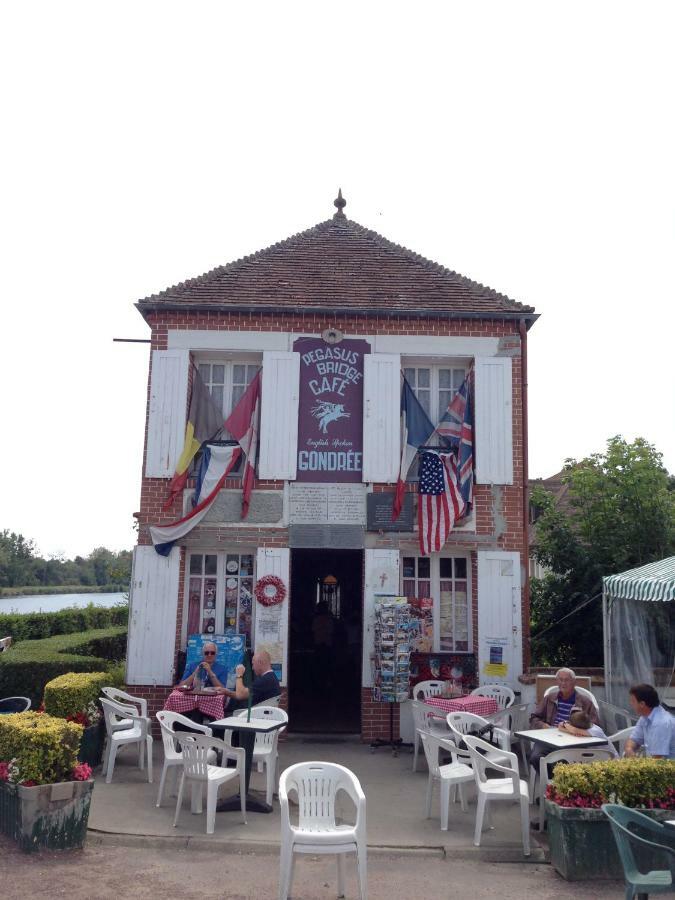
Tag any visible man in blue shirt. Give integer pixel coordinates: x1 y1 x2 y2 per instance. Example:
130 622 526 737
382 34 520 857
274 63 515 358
625 683 675 759
179 642 229 691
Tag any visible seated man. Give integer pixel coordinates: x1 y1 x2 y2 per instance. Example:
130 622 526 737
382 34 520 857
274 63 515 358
228 649 281 711
558 710 618 757
528 667 599 772
624 683 675 759
164 641 230 723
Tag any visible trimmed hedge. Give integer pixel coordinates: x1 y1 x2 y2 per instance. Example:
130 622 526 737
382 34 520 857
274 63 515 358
43 672 110 719
0 627 127 707
548 758 675 809
0 604 128 644
0 712 82 785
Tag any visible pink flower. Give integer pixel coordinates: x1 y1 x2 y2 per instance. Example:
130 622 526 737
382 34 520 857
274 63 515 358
0 761 9 783
71 763 92 781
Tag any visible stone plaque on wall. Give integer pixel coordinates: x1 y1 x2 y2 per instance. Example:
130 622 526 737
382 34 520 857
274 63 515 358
200 490 284 524
289 483 366 525
366 493 414 532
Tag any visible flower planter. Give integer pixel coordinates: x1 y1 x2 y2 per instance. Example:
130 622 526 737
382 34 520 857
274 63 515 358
0 779 94 852
545 800 673 881
77 721 104 768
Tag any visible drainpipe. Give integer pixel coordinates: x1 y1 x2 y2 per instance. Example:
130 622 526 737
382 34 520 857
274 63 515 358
519 318 531 670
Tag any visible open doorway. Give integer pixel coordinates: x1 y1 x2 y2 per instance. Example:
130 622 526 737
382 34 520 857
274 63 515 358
289 549 363 733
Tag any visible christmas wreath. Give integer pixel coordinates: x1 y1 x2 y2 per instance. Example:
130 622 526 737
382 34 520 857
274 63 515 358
254 574 287 607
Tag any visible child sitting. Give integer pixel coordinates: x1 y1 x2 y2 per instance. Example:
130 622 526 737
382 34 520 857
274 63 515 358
558 710 618 757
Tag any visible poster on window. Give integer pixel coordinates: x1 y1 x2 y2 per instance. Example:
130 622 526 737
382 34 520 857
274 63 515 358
293 337 371 483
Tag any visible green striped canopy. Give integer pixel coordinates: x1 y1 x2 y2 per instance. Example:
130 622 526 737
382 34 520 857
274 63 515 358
603 557 675 602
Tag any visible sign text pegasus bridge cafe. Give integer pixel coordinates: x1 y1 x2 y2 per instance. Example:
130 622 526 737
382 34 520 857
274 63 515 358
127 192 538 742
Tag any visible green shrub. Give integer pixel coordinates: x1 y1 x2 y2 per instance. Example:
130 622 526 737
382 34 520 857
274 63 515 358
0 712 82 785
0 603 128 644
549 758 675 809
43 672 110 719
0 626 127 707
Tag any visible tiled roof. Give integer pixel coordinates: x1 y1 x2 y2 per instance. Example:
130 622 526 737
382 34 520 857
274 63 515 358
136 211 536 320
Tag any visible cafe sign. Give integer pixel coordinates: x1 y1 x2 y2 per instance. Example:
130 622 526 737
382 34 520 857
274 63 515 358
293 336 371 483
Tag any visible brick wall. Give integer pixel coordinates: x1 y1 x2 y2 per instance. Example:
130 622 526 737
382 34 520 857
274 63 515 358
132 308 528 743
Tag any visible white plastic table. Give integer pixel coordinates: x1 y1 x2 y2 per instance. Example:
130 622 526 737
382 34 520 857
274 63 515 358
514 728 608 751
209 714 285 814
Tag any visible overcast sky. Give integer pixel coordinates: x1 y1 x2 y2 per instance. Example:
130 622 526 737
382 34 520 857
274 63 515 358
1 2 673 558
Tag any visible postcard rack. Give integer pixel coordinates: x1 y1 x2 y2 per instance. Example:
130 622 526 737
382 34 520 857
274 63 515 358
370 595 412 755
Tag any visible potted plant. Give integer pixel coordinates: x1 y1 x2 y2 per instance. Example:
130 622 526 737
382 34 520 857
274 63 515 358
43 671 110 767
0 711 94 852
545 757 675 881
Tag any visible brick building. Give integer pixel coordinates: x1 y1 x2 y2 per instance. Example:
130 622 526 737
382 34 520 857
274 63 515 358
127 194 538 741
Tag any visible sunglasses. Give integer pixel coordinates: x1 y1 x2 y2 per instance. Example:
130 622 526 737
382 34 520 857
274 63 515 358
204 651 216 656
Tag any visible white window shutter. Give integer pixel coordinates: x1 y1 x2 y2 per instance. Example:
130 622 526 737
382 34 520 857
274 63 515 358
126 546 181 685
474 356 513 484
145 349 190 478
254 548 290 686
362 549 400 686
362 353 401 483
258 351 300 480
477 550 522 687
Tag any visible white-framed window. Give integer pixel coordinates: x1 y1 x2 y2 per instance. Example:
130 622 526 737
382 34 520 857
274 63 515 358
403 363 468 425
184 551 255 646
198 359 260 431
401 553 471 652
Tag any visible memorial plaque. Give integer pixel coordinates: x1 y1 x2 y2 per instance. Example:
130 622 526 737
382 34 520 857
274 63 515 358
289 483 366 525
366 493 414 532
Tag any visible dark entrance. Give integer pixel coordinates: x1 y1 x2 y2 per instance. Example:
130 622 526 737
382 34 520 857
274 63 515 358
289 549 363 733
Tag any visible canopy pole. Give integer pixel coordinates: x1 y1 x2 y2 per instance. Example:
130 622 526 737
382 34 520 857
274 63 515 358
602 588 610 706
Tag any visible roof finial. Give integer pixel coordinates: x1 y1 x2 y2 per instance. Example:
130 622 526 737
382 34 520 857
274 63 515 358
333 188 346 218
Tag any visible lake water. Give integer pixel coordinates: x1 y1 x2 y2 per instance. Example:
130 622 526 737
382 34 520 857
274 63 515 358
0 592 127 614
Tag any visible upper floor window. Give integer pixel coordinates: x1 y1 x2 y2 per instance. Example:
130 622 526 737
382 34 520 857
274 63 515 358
403 365 468 425
198 360 259 430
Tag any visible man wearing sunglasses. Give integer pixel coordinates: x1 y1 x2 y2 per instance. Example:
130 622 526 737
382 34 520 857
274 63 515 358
178 642 228 692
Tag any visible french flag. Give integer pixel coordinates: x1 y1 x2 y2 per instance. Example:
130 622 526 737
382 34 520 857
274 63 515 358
224 369 261 519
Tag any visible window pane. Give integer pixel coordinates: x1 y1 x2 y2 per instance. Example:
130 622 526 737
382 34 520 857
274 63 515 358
455 558 467 579
211 385 224 411
438 390 452 421
402 579 416 601
402 557 416 578
438 369 452 389
198 364 210 383
403 368 415 387
418 557 430 579
246 365 258 383
240 555 253 576
418 391 431 418
205 555 217 575
417 368 430 388
417 580 431 597
232 364 245 385
212 365 225 385
453 369 466 390
440 558 453 579
231 384 244 408
189 555 202 575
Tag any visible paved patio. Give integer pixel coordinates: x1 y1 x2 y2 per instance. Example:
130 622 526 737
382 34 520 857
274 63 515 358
89 735 544 861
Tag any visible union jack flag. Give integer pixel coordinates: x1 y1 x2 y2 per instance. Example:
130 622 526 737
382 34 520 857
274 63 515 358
434 373 473 514
417 450 465 556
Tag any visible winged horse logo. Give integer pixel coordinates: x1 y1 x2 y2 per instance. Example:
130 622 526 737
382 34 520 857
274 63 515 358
311 401 350 434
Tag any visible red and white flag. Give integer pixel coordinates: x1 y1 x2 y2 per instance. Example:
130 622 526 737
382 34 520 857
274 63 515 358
224 369 262 519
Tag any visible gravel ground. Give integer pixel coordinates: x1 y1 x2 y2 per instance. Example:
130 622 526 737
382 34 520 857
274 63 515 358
0 836 624 899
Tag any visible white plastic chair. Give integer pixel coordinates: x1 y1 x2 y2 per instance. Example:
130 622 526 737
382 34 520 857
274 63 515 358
543 683 600 711
446 711 512 756
101 686 148 717
101 698 153 784
412 680 445 700
419 732 474 831
155 711 214 807
470 684 515 710
279 761 367 900
232 706 288 805
173 734 247 834
411 700 450 772
463 734 531 857
608 726 635 757
531 747 615 830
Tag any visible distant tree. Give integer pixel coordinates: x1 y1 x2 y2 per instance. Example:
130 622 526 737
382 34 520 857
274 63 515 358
0 530 39 586
530 436 675 666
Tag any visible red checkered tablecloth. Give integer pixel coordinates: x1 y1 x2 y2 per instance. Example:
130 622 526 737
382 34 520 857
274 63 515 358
425 695 499 717
164 689 227 720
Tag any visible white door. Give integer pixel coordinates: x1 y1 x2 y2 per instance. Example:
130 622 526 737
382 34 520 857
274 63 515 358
477 550 523 687
254 547 290 686
126 546 181 685
362 549 401 687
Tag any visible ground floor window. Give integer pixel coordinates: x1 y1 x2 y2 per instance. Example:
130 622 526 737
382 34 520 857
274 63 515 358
401 553 471 652
185 551 255 645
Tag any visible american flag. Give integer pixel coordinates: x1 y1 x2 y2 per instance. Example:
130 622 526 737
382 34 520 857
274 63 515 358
417 450 465 556
434 374 473 514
